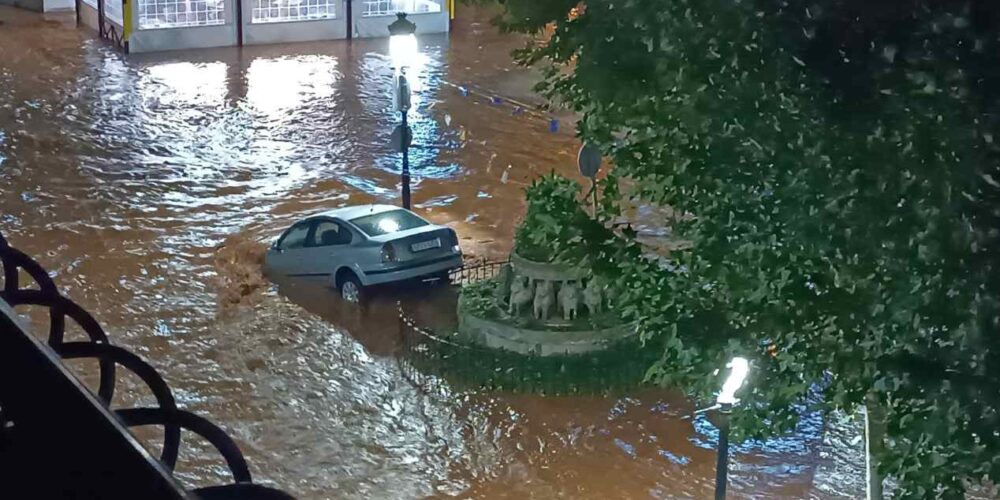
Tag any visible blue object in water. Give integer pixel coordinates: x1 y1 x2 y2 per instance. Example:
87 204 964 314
459 86 469 96
490 96 503 105
549 118 560 133
513 106 524 115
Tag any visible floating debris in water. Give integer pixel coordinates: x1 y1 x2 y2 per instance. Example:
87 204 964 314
486 152 497 173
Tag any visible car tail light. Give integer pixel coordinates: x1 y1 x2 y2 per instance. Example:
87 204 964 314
447 229 458 245
381 243 397 263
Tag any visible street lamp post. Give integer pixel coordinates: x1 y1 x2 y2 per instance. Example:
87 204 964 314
714 404 732 500
388 13 417 210
714 357 750 500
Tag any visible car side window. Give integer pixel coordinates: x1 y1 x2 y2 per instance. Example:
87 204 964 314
310 221 353 247
279 223 311 250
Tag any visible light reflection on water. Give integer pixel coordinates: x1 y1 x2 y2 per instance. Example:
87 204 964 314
0 5 865 498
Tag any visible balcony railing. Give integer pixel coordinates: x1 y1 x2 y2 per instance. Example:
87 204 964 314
0 231 294 500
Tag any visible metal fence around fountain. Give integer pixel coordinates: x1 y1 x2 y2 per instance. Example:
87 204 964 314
397 259 655 397
446 258 509 285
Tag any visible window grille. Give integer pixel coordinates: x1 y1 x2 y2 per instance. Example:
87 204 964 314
137 0 226 29
362 0 440 18
251 0 337 24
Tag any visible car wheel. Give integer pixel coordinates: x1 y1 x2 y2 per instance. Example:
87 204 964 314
339 274 364 304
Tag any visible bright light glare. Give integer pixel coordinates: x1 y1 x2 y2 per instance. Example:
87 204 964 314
389 34 418 72
378 218 401 233
716 357 750 405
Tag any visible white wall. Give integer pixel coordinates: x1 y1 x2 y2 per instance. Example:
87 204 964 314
43 0 74 11
78 2 99 31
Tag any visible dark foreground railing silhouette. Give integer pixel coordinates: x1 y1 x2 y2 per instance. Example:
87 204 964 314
0 232 293 500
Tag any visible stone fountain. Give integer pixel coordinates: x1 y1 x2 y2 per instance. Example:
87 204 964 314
456 249 635 357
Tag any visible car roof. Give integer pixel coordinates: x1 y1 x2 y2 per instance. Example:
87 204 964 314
313 204 405 221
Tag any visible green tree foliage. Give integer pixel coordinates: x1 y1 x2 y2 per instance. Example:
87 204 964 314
489 0 1000 496
514 173 615 263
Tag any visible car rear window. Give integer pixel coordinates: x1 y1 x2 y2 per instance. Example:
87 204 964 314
350 210 429 237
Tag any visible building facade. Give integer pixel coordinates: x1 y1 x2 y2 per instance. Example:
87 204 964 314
76 0 451 52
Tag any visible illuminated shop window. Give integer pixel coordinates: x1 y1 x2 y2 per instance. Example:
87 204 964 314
137 0 226 29
362 0 440 17
252 0 337 24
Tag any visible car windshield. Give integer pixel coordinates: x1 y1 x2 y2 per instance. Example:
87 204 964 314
350 209 428 237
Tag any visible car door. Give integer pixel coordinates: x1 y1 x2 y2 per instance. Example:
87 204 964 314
299 218 355 279
267 220 315 277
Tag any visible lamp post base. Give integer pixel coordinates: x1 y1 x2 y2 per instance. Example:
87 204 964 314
714 404 732 500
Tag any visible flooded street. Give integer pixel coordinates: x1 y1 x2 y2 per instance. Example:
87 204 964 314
1 6 864 498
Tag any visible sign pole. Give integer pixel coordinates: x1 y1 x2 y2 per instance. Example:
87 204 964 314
577 143 603 217
401 108 411 209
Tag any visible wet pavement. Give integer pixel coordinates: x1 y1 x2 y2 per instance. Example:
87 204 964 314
0 5 864 498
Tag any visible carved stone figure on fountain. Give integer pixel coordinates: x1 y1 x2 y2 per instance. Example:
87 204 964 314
533 279 554 321
558 280 580 320
584 277 603 315
495 264 513 303
508 275 533 316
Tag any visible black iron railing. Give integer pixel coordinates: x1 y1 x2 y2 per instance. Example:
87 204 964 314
446 258 509 286
0 232 293 500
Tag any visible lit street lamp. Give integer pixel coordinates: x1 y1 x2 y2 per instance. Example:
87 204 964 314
388 13 417 209
714 357 750 500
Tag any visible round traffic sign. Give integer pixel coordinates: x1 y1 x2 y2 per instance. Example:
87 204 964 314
578 143 602 178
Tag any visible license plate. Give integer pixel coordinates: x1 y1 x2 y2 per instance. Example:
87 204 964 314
411 238 441 252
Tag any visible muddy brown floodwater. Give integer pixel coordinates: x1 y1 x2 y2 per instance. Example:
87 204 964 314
1 5 864 499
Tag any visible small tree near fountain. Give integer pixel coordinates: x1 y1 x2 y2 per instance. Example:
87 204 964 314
457 174 634 356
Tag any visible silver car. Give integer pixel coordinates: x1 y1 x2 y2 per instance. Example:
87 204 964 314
264 205 463 303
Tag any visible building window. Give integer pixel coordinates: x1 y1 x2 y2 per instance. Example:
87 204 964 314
251 0 337 24
104 0 125 25
137 0 226 29
362 0 440 17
